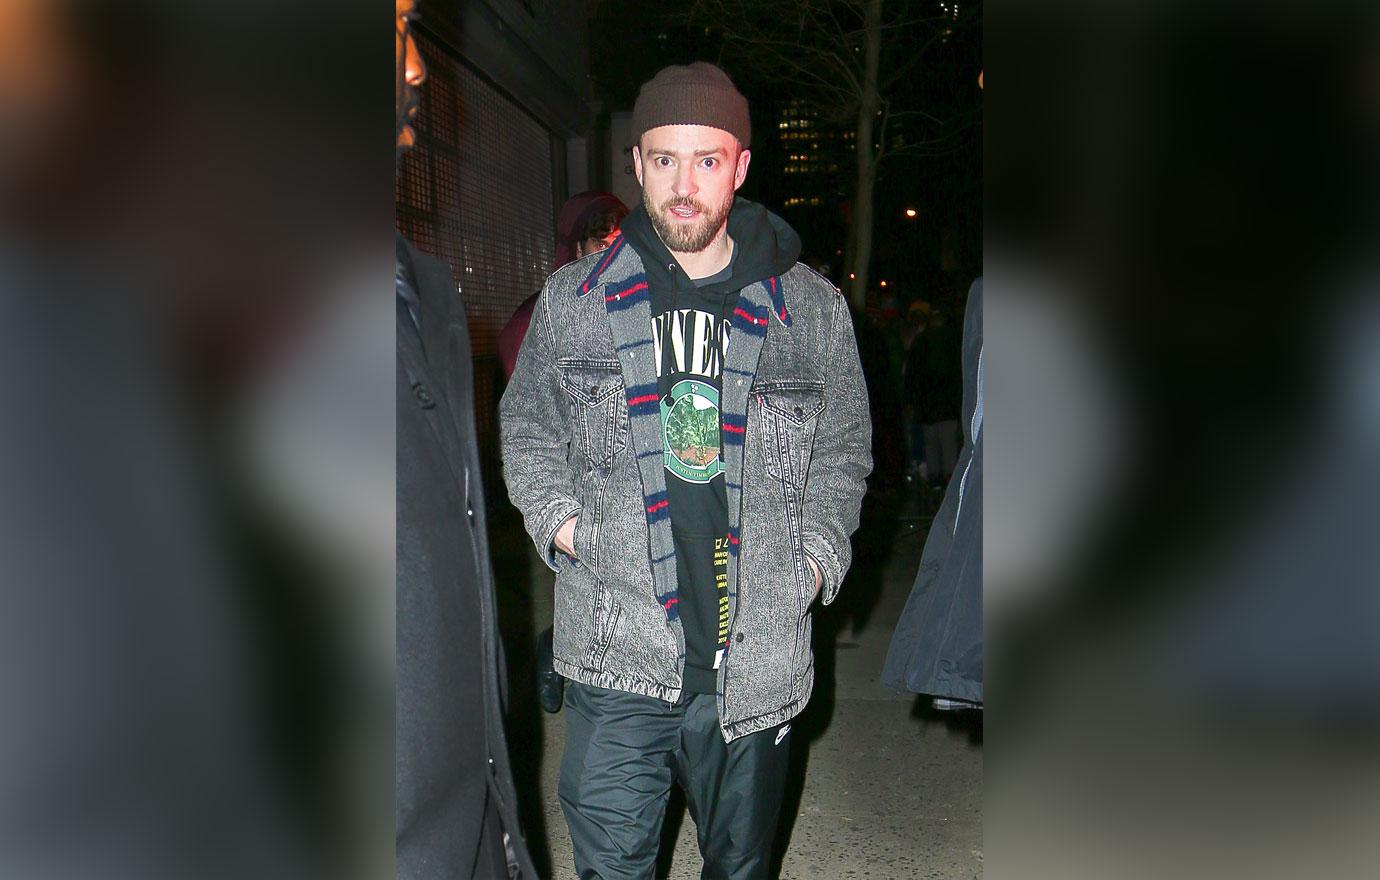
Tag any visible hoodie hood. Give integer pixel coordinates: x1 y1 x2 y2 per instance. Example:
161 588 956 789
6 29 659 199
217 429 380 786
620 196 801 301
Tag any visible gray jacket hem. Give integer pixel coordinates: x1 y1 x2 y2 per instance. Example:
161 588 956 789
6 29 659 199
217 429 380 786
720 664 815 742
553 658 683 704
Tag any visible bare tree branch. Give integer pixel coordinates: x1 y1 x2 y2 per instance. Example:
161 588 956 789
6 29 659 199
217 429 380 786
878 13 949 32
796 4 845 53
877 117 981 164
880 30 956 89
819 0 862 49
885 109 955 128
715 33 864 99
712 37 861 105
690 1 865 97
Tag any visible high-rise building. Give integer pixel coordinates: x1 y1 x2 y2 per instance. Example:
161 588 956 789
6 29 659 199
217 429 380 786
775 98 846 208
772 97 844 215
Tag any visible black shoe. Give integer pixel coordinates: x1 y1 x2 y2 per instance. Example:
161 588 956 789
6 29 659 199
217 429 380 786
536 627 564 713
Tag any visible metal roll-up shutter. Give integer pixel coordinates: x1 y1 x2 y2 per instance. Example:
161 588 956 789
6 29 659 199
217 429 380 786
397 28 555 490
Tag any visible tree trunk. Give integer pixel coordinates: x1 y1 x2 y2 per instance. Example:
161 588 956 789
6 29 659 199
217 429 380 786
847 0 883 311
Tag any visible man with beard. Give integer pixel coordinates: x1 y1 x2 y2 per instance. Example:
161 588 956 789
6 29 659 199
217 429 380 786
500 62 871 879
395 2 535 877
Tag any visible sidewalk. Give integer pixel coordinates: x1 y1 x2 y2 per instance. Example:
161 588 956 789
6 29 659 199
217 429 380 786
490 489 982 880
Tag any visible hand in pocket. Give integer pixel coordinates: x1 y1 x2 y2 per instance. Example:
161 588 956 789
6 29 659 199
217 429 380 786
806 554 823 603
554 514 579 559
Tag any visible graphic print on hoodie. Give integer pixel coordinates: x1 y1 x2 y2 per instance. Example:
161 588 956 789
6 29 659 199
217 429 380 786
621 198 802 694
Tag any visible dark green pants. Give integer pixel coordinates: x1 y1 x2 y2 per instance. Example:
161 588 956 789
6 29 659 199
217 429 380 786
559 682 792 880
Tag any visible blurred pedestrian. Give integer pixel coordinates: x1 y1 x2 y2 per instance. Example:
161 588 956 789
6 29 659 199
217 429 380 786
497 190 627 715
855 303 906 493
905 301 963 485
497 191 628 381
877 296 909 489
901 300 932 479
500 61 871 879
395 2 536 877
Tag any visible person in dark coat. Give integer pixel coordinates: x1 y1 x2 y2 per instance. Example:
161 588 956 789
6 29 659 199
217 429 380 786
395 2 536 876
882 278 983 706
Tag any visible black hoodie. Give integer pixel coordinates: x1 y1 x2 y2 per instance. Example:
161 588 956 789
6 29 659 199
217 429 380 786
620 197 802 694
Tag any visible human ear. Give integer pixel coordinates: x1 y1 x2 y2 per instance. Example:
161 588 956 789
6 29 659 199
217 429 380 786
734 148 751 191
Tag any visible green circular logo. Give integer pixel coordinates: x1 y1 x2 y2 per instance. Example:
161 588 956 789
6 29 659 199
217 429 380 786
661 380 723 484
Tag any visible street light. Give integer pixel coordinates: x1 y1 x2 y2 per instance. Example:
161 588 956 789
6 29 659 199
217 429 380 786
880 280 888 288
904 208 917 218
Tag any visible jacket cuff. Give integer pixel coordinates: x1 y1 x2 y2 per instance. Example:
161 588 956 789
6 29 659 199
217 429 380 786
534 497 582 572
802 533 843 606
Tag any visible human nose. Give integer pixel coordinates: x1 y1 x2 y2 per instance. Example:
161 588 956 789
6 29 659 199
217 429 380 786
672 163 697 199
405 33 426 87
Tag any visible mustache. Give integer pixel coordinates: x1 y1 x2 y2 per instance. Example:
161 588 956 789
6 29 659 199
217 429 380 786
661 197 708 213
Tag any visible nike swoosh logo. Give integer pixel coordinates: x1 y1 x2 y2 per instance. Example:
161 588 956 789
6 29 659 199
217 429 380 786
775 724 790 746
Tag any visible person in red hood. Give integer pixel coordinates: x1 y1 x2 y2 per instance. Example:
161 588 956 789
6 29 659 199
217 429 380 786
498 190 628 717
497 191 629 380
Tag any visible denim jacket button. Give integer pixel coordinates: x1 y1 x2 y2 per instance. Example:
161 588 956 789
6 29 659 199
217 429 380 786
794 406 804 418
735 632 745 644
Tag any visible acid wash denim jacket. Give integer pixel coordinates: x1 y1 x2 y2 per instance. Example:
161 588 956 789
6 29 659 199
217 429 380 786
499 235 872 742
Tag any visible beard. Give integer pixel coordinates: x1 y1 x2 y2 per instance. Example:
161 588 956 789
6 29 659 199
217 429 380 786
645 189 733 254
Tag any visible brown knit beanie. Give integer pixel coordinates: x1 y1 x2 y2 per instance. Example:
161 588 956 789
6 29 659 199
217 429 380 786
631 62 752 149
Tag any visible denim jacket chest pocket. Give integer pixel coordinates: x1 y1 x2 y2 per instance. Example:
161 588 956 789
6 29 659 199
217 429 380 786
558 360 628 469
754 381 826 490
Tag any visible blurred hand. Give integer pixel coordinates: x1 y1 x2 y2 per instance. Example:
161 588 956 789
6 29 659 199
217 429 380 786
554 514 578 559
807 555 822 602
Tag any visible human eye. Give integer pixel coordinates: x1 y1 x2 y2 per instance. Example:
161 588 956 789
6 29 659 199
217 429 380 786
655 156 673 168
701 157 717 169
